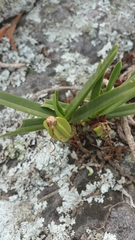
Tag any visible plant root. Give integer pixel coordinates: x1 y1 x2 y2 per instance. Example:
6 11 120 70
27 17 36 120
121 188 135 208
108 159 135 185
0 61 26 68
39 189 59 202
121 116 135 161
30 86 80 101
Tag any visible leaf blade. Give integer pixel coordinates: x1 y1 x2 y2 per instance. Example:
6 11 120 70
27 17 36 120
107 103 135 118
0 118 45 137
90 75 104 100
53 91 65 117
65 44 118 120
105 61 122 92
0 91 56 118
70 78 135 123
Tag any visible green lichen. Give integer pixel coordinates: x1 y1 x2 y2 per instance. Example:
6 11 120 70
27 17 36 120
3 138 26 161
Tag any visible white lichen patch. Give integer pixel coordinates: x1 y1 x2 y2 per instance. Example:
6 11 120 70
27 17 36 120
1 0 135 90
0 36 52 90
0 110 50 239
0 106 122 239
0 69 10 90
55 52 98 85
43 14 88 47
97 42 113 58
0 200 45 240
0 9 52 90
26 4 41 23
0 0 36 20
47 221 71 240
0 0 135 239
0 107 77 239
2 137 26 161
85 230 118 240
41 0 135 86
80 169 116 204
103 232 117 240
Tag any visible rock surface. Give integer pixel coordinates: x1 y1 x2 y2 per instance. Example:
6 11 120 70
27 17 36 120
0 1 135 240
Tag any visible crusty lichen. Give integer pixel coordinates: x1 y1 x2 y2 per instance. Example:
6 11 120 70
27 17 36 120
0 0 135 239
0 0 36 18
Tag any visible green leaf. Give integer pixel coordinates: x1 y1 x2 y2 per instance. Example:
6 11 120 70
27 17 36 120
53 91 65 117
105 61 122 92
107 103 135 118
98 72 135 116
0 91 55 118
42 99 54 110
0 118 45 137
42 99 68 111
98 99 126 116
65 44 118 120
70 77 135 123
90 75 104 100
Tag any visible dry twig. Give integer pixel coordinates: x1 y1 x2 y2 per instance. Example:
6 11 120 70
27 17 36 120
31 86 81 101
0 195 9 201
119 65 135 82
117 123 127 142
39 189 59 202
0 61 26 68
109 159 135 184
121 116 135 161
127 115 135 126
121 188 135 208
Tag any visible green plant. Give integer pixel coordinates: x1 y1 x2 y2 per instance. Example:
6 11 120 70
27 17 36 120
1 44 135 142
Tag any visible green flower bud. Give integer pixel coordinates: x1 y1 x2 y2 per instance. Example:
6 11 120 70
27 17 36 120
43 116 74 142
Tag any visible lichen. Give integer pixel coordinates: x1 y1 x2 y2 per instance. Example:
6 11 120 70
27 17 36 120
103 232 117 240
1 0 135 90
0 0 36 19
2 137 26 161
55 52 98 85
0 0 135 239
0 108 121 239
